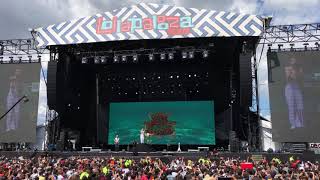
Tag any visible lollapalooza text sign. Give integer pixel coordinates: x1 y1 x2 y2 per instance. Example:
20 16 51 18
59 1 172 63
96 15 194 36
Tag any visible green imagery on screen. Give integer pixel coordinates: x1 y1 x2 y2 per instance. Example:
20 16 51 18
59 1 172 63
108 101 215 145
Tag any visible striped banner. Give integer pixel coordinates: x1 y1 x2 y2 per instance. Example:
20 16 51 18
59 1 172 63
35 3 264 47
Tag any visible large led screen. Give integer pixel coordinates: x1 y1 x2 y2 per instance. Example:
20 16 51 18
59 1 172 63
268 51 320 142
108 101 215 145
0 63 40 143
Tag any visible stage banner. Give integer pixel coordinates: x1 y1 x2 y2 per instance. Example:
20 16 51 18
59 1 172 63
35 3 263 47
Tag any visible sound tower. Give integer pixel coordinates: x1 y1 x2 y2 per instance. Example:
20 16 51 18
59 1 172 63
239 53 253 107
47 61 58 110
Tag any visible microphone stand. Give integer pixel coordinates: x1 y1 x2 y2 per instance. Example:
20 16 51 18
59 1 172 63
0 95 29 121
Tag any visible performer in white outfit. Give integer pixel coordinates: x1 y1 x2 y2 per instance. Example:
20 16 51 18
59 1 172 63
140 128 145 144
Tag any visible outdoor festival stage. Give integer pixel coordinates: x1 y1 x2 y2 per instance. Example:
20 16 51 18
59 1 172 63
37 3 265 150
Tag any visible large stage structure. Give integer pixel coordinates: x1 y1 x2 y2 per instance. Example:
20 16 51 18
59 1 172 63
0 4 319 154
30 3 264 151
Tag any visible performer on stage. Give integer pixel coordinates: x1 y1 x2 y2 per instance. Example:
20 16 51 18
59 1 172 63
140 128 145 144
114 135 119 151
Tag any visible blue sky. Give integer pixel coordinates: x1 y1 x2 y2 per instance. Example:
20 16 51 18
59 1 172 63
1 0 319 124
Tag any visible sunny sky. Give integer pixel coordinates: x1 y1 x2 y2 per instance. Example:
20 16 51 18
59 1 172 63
1 0 320 125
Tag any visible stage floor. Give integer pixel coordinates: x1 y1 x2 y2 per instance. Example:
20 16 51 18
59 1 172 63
1 150 319 161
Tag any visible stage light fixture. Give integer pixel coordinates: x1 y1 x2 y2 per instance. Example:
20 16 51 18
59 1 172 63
28 55 32 62
133 54 138 62
100 56 106 63
82 57 88 64
160 53 166 60
277 44 283 51
37 55 41 62
303 43 309 50
9 56 13 62
122 55 127 62
148 54 154 61
289 43 295 51
17 56 22 63
94 56 100 64
202 50 209 58
182 51 187 59
315 42 320 49
113 55 119 63
0 45 3 56
168 52 174 60
188 51 194 59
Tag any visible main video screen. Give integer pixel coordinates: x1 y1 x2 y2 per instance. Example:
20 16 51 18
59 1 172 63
108 101 215 145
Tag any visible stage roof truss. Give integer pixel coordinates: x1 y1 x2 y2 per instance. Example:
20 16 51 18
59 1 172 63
260 23 320 46
0 39 48 56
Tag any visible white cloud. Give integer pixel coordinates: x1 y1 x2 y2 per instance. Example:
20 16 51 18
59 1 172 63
261 0 320 25
229 0 258 14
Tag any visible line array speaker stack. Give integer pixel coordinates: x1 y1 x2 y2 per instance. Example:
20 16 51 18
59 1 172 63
239 53 253 107
47 61 58 110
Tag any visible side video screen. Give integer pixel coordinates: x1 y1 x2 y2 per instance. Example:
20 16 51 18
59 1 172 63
268 51 320 142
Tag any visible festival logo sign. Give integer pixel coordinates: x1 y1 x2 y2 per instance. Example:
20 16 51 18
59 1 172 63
96 15 194 36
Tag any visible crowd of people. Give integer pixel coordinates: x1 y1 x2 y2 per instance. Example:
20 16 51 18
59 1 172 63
0 154 319 180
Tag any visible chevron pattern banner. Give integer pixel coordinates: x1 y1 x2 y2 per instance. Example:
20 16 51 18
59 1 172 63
35 3 264 47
